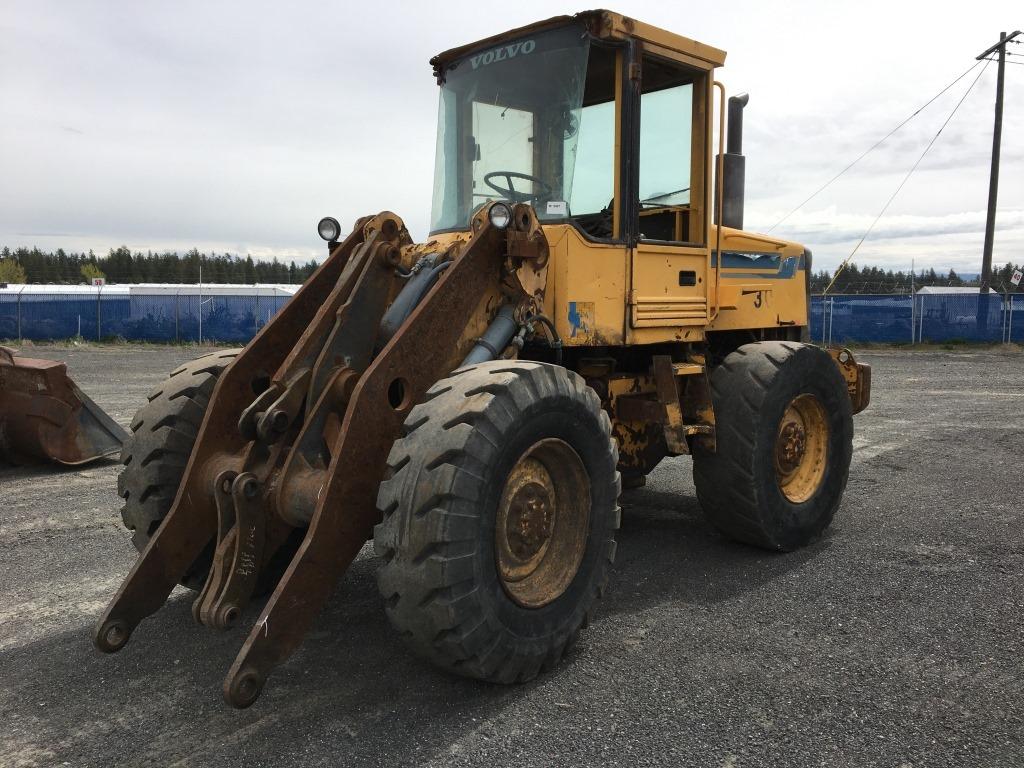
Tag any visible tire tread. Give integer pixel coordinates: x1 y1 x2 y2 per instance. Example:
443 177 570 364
374 360 619 684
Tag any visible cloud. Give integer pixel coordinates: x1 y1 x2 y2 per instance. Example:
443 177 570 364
750 206 1024 273
1 0 1021 275
762 208 1024 245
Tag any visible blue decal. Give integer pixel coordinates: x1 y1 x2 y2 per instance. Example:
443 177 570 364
567 301 593 338
714 251 804 279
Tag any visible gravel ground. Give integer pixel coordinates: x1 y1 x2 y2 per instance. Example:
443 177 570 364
1 343 1022 768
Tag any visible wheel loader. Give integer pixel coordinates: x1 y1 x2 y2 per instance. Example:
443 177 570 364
94 10 871 708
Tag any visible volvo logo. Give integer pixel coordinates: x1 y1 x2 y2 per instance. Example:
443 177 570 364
469 39 536 69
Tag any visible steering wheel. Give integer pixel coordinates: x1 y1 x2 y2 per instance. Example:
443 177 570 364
484 171 553 205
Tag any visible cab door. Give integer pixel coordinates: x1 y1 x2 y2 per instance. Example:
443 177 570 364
628 52 712 338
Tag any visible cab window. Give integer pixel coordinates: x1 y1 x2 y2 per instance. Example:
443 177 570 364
636 54 705 245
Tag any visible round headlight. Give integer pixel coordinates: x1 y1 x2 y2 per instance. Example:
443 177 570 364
488 202 512 230
317 216 341 242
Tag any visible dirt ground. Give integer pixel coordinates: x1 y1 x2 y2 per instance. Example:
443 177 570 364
1 343 1022 767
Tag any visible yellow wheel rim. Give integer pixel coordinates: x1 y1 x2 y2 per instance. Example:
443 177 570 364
774 394 829 504
495 438 590 608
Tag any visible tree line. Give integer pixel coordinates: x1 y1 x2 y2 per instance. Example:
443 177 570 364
0 246 319 285
808 262 1023 294
0 245 1020 294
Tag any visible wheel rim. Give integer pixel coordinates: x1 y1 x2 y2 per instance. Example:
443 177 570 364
495 438 590 608
774 393 829 504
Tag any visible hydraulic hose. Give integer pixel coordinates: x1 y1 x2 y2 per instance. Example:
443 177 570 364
529 313 563 366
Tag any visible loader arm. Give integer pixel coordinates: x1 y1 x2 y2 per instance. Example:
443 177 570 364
92 215 372 648
94 204 539 708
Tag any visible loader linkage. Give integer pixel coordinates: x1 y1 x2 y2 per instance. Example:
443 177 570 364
94 205 549 707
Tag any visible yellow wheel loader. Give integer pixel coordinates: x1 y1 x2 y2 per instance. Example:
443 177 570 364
95 10 870 707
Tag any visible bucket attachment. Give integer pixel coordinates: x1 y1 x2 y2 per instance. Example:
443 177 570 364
0 346 128 466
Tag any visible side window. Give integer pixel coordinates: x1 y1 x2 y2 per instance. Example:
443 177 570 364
639 84 692 207
565 100 615 216
636 55 703 244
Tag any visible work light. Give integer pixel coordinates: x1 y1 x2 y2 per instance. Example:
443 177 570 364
317 216 341 242
488 202 512 230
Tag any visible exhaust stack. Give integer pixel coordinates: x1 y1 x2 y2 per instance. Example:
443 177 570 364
715 92 749 230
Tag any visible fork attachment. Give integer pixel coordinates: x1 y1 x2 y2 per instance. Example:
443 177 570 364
93 205 548 707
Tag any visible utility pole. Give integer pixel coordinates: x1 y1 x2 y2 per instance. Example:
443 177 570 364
976 30 1021 331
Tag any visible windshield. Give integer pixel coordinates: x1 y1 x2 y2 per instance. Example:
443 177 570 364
429 25 591 233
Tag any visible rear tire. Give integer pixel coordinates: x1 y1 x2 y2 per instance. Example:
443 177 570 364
374 361 620 683
692 341 852 551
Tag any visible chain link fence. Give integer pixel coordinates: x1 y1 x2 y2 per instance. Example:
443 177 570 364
810 294 1022 344
1 289 1020 345
0 290 292 343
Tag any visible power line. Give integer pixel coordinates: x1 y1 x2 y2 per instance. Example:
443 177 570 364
767 60 984 233
823 61 991 295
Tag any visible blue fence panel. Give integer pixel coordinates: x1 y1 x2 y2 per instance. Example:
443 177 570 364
0 290 293 342
98 296 131 339
836 295 914 344
811 295 914 344
809 296 825 343
105 294 177 342
204 295 259 343
1009 295 1023 344
3 289 1019 345
171 294 265 343
916 293 1004 343
21 294 99 340
811 294 1020 344
0 295 18 339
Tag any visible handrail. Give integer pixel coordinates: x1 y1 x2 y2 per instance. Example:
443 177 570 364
710 80 726 322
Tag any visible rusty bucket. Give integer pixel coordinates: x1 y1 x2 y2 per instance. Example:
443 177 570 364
0 346 128 466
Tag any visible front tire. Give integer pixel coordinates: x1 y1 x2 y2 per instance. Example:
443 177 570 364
374 361 620 684
693 341 853 551
117 349 302 592
118 349 241 588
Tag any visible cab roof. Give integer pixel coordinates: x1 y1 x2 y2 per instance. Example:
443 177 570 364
430 9 727 79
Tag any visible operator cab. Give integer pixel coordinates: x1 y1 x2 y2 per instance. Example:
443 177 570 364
429 10 725 248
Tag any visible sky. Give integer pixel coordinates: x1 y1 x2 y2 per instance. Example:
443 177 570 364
1 0 1021 276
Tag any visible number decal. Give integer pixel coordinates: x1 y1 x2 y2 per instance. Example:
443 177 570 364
741 288 767 309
